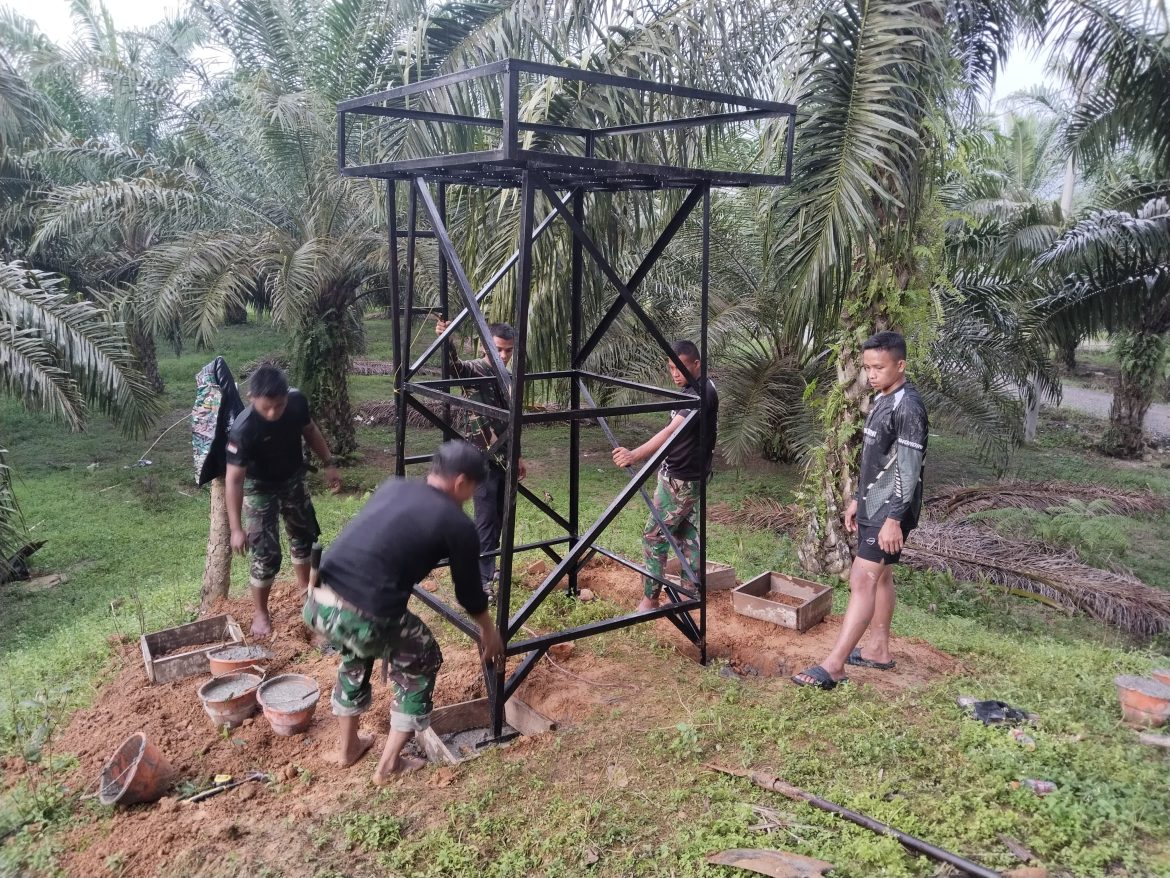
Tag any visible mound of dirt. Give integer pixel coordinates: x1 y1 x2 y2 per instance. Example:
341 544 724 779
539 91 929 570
571 557 964 690
50 557 959 877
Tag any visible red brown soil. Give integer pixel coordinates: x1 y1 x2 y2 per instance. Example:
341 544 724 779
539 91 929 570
51 558 960 877
572 557 964 688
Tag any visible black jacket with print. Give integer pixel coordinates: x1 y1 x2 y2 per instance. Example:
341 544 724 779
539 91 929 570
855 380 928 528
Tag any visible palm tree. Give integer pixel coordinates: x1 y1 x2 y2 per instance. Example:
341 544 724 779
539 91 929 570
2 3 209 391
770 0 1030 576
1035 198 1170 457
30 0 796 455
1022 0 1170 456
0 261 159 575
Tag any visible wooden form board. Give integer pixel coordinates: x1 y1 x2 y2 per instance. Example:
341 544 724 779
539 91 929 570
731 572 832 632
140 614 244 684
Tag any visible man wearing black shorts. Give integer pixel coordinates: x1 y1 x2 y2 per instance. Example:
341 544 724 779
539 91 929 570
794 331 928 689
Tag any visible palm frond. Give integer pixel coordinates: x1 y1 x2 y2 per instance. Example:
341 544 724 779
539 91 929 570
0 261 159 433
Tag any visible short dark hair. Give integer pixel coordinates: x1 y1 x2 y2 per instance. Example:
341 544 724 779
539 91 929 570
489 323 515 342
431 440 488 483
862 330 907 361
248 364 289 398
671 340 700 362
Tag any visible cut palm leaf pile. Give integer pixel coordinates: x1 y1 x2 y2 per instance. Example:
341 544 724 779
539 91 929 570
925 481 1168 521
351 359 395 376
354 400 442 428
904 523 1170 635
710 498 801 533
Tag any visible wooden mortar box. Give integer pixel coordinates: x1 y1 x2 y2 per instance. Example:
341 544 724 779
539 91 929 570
665 558 737 592
417 697 556 765
732 572 832 632
140 614 244 684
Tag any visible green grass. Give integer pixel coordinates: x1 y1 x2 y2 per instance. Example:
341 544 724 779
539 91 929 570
2 320 1169 877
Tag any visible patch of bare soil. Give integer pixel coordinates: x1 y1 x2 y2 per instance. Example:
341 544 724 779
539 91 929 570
53 580 639 878
52 557 960 877
572 557 964 690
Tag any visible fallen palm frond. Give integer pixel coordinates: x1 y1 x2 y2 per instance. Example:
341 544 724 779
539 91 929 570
237 353 291 378
709 498 801 533
354 400 443 429
903 522 1170 635
925 481 1168 520
351 359 395 376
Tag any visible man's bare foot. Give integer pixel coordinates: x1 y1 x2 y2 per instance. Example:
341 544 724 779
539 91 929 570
372 754 427 785
334 732 376 768
636 596 660 613
251 611 273 639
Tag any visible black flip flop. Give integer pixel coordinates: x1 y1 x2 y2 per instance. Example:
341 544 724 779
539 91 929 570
846 648 896 671
792 665 847 690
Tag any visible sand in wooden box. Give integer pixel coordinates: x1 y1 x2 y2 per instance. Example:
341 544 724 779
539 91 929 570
731 572 832 632
139 614 244 683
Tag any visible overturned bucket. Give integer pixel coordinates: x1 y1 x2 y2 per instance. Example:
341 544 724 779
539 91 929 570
257 673 320 736
197 671 263 729
98 732 173 806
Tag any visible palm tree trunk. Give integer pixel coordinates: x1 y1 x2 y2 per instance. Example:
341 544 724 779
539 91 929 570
199 478 232 613
223 302 248 325
1023 380 1039 444
296 305 357 457
1100 331 1166 458
798 330 871 578
129 321 165 394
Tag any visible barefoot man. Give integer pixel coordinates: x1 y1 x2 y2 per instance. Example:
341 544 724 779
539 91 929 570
226 364 341 637
612 340 718 612
793 331 928 690
303 440 505 780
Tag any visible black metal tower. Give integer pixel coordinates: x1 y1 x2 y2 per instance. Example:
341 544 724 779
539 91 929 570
338 59 794 738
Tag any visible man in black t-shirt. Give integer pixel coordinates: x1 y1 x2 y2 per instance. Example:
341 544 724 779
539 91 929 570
612 340 718 612
794 331 929 690
225 365 341 638
303 441 504 781
434 319 528 598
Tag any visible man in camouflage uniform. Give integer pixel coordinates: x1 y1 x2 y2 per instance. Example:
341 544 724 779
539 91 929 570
304 440 504 782
434 318 527 597
612 341 718 612
226 364 340 638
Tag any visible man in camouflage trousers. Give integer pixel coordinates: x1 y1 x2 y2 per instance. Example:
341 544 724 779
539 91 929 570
434 318 527 598
305 441 504 782
226 364 340 638
612 340 718 612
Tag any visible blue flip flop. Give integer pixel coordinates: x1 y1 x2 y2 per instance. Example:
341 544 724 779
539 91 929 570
846 648 896 670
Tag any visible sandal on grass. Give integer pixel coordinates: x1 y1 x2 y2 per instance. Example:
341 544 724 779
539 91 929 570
792 665 846 690
846 648 896 671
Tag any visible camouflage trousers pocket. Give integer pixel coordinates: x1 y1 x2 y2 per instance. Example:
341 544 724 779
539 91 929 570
303 594 442 727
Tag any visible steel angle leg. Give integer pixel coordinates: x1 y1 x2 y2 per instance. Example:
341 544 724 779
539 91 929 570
489 171 537 739
387 181 405 477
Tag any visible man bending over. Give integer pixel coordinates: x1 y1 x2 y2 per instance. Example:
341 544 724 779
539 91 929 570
304 440 505 781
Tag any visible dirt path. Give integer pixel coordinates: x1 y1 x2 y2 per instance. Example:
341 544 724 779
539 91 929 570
1055 384 1170 438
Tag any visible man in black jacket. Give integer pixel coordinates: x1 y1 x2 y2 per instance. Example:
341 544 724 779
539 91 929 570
794 331 928 690
304 440 504 781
